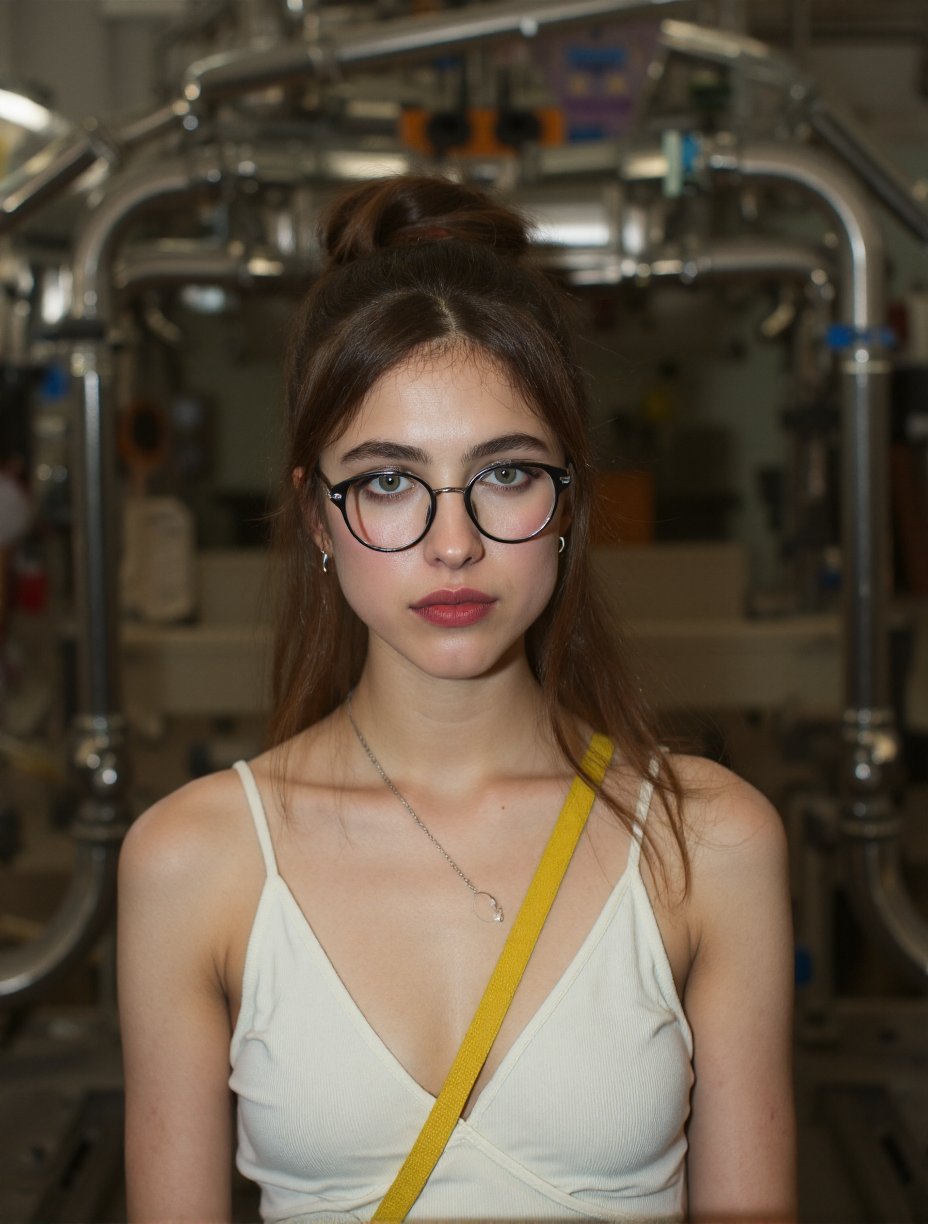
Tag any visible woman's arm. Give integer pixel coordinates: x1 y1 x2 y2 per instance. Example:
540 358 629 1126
118 785 238 1222
682 762 796 1223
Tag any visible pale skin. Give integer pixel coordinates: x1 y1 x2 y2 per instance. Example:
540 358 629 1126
118 347 796 1222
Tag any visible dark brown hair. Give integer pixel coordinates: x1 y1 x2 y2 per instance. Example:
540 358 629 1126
270 174 689 893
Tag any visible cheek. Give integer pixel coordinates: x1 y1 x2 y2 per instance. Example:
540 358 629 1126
328 528 415 617
520 542 561 616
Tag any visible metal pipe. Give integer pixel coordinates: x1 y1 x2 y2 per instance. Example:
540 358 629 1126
0 102 193 236
654 19 928 246
658 17 801 89
846 835 928 980
807 97 928 246
183 0 688 99
114 244 314 291
72 154 225 322
0 843 117 1004
706 141 928 983
0 160 227 1003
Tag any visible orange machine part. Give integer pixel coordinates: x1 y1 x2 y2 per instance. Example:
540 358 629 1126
399 106 564 156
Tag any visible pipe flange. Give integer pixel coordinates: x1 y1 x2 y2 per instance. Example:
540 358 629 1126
841 707 900 793
71 715 127 803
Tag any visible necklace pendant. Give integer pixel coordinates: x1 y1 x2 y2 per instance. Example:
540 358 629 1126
474 891 504 924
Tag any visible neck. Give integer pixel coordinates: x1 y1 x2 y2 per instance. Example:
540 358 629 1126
347 653 554 793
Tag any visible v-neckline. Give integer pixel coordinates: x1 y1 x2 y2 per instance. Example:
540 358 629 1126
269 848 637 1125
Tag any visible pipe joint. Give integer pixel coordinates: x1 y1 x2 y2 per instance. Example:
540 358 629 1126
81 116 122 168
841 708 900 795
840 794 901 840
71 714 128 804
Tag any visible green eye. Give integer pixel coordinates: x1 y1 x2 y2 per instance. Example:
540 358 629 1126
481 465 532 489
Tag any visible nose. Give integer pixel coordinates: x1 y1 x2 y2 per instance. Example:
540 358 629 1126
423 487 484 568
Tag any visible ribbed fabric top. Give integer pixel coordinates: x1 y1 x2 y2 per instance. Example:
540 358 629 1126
229 757 694 1223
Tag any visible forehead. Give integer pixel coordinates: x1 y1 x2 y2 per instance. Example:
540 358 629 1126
333 348 557 456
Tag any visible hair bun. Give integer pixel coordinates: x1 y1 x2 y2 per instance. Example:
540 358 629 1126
320 175 530 266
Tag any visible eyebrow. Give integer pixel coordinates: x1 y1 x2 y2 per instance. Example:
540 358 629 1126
338 432 555 467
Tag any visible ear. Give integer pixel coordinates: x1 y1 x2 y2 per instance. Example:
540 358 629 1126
294 466 333 554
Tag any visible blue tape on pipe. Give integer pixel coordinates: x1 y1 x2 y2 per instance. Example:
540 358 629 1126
825 323 896 350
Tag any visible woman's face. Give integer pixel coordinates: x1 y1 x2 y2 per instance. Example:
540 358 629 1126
314 346 569 684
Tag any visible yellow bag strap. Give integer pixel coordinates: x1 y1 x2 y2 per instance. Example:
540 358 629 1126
372 733 614 1222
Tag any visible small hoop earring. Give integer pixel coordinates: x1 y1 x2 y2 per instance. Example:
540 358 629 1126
321 551 329 573
558 536 566 555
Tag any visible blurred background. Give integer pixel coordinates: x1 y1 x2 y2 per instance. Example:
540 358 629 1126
0 0 927 1218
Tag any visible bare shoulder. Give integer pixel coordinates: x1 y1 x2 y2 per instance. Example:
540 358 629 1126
118 767 262 935
635 753 785 885
663 753 790 953
669 752 785 851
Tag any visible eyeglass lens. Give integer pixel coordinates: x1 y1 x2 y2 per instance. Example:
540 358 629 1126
344 465 558 549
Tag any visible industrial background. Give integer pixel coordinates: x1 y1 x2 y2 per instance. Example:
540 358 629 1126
1 0 927 1219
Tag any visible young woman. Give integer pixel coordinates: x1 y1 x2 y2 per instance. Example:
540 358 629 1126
118 175 796 1223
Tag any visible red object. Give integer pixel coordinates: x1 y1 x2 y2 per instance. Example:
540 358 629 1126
13 562 48 612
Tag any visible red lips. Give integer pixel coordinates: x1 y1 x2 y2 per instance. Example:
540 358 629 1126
411 588 496 627
411 588 494 609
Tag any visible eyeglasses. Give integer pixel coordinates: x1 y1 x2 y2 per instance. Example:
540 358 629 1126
317 461 571 552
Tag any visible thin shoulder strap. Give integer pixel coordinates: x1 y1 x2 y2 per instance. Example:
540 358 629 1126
232 760 279 880
372 733 614 1222
629 751 663 872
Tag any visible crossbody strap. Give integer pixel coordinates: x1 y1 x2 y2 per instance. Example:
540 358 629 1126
372 732 614 1222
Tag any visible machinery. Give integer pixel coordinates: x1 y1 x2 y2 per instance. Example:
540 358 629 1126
0 0 927 1216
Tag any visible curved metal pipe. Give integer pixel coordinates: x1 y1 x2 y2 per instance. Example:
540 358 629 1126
0 842 117 1005
72 153 225 322
0 162 227 1003
709 143 882 332
706 141 928 984
0 102 193 236
807 97 928 246
657 19 928 247
846 836 928 980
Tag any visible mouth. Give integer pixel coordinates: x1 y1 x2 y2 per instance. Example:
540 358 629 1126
411 588 497 627
411 588 494 609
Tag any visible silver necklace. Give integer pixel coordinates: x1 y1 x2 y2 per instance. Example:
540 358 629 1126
345 697 505 924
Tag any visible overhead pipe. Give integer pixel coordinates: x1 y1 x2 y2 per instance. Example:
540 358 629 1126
0 0 688 236
653 20 928 247
181 0 688 99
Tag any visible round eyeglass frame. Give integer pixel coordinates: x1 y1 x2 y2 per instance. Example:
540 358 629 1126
317 461 572 553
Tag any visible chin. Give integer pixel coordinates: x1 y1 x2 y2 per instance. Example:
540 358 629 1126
376 629 528 684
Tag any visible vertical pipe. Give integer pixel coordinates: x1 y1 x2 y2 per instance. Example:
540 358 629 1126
71 344 121 717
839 354 893 717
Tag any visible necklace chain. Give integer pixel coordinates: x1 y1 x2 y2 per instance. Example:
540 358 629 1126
345 696 505 924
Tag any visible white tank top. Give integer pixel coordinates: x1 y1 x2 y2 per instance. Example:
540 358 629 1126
229 759 693 1223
